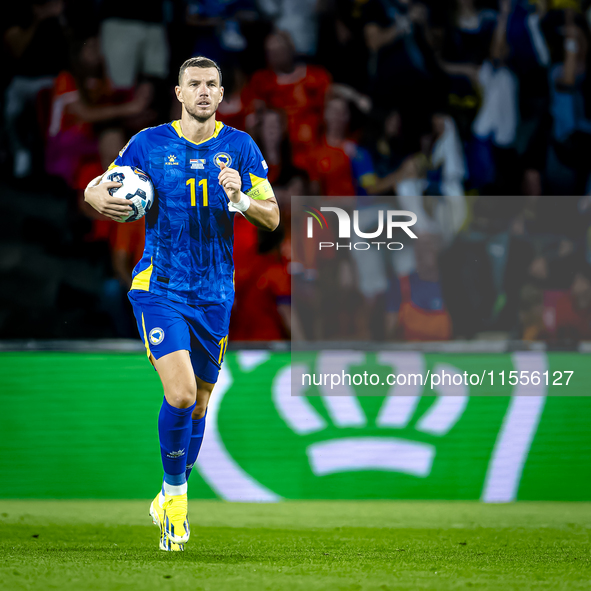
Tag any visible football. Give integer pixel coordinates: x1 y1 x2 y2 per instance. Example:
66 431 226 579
101 165 154 222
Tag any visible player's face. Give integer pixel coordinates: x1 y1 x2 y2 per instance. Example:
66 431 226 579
177 67 224 122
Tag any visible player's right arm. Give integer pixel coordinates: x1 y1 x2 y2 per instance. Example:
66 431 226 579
84 129 146 221
84 177 132 221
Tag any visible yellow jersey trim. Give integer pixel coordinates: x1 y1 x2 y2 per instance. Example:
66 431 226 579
246 175 274 201
131 260 153 291
107 161 118 171
359 172 378 189
172 120 224 146
141 313 151 358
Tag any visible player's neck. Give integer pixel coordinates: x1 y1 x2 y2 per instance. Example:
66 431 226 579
179 113 217 144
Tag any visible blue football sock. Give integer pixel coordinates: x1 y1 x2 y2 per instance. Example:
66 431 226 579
158 397 196 486
186 409 207 480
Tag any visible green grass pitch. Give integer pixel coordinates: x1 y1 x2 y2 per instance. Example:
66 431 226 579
1 500 589 590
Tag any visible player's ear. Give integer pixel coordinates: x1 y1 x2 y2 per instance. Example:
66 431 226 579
174 85 183 103
219 86 224 103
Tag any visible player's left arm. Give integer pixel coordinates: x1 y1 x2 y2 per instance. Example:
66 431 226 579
242 192 280 232
217 138 280 231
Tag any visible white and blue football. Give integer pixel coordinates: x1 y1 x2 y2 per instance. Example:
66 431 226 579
101 165 154 222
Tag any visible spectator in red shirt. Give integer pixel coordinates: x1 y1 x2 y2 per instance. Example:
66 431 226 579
246 31 332 169
231 226 294 341
305 97 377 198
232 212 260 296
215 65 249 131
253 109 300 187
45 36 152 187
231 110 298 323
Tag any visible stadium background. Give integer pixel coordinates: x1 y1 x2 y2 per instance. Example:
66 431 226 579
2 0 591 503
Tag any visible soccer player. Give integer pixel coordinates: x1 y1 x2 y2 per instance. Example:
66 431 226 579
84 57 280 551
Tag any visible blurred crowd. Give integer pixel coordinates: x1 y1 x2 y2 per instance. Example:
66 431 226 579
292 195 591 345
2 0 591 343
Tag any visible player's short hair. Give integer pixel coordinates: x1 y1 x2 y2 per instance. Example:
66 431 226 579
178 56 223 86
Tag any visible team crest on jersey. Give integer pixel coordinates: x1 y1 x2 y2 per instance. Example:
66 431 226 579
165 154 179 166
191 159 206 169
149 327 165 345
213 152 232 168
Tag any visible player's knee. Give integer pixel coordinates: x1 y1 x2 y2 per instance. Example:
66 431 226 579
166 384 197 409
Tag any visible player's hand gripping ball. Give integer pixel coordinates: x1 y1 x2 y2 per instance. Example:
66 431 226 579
100 166 155 222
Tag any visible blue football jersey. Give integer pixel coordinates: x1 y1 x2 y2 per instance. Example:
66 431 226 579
112 120 274 305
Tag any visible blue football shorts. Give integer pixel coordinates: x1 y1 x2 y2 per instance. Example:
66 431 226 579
128 290 232 384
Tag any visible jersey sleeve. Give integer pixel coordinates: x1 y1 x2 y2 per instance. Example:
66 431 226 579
54 71 78 97
109 130 146 170
240 135 275 201
351 146 377 195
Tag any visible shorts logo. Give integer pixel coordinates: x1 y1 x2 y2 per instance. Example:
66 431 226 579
149 327 165 345
213 152 232 168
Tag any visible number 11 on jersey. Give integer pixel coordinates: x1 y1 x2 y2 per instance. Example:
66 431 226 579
186 178 208 207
